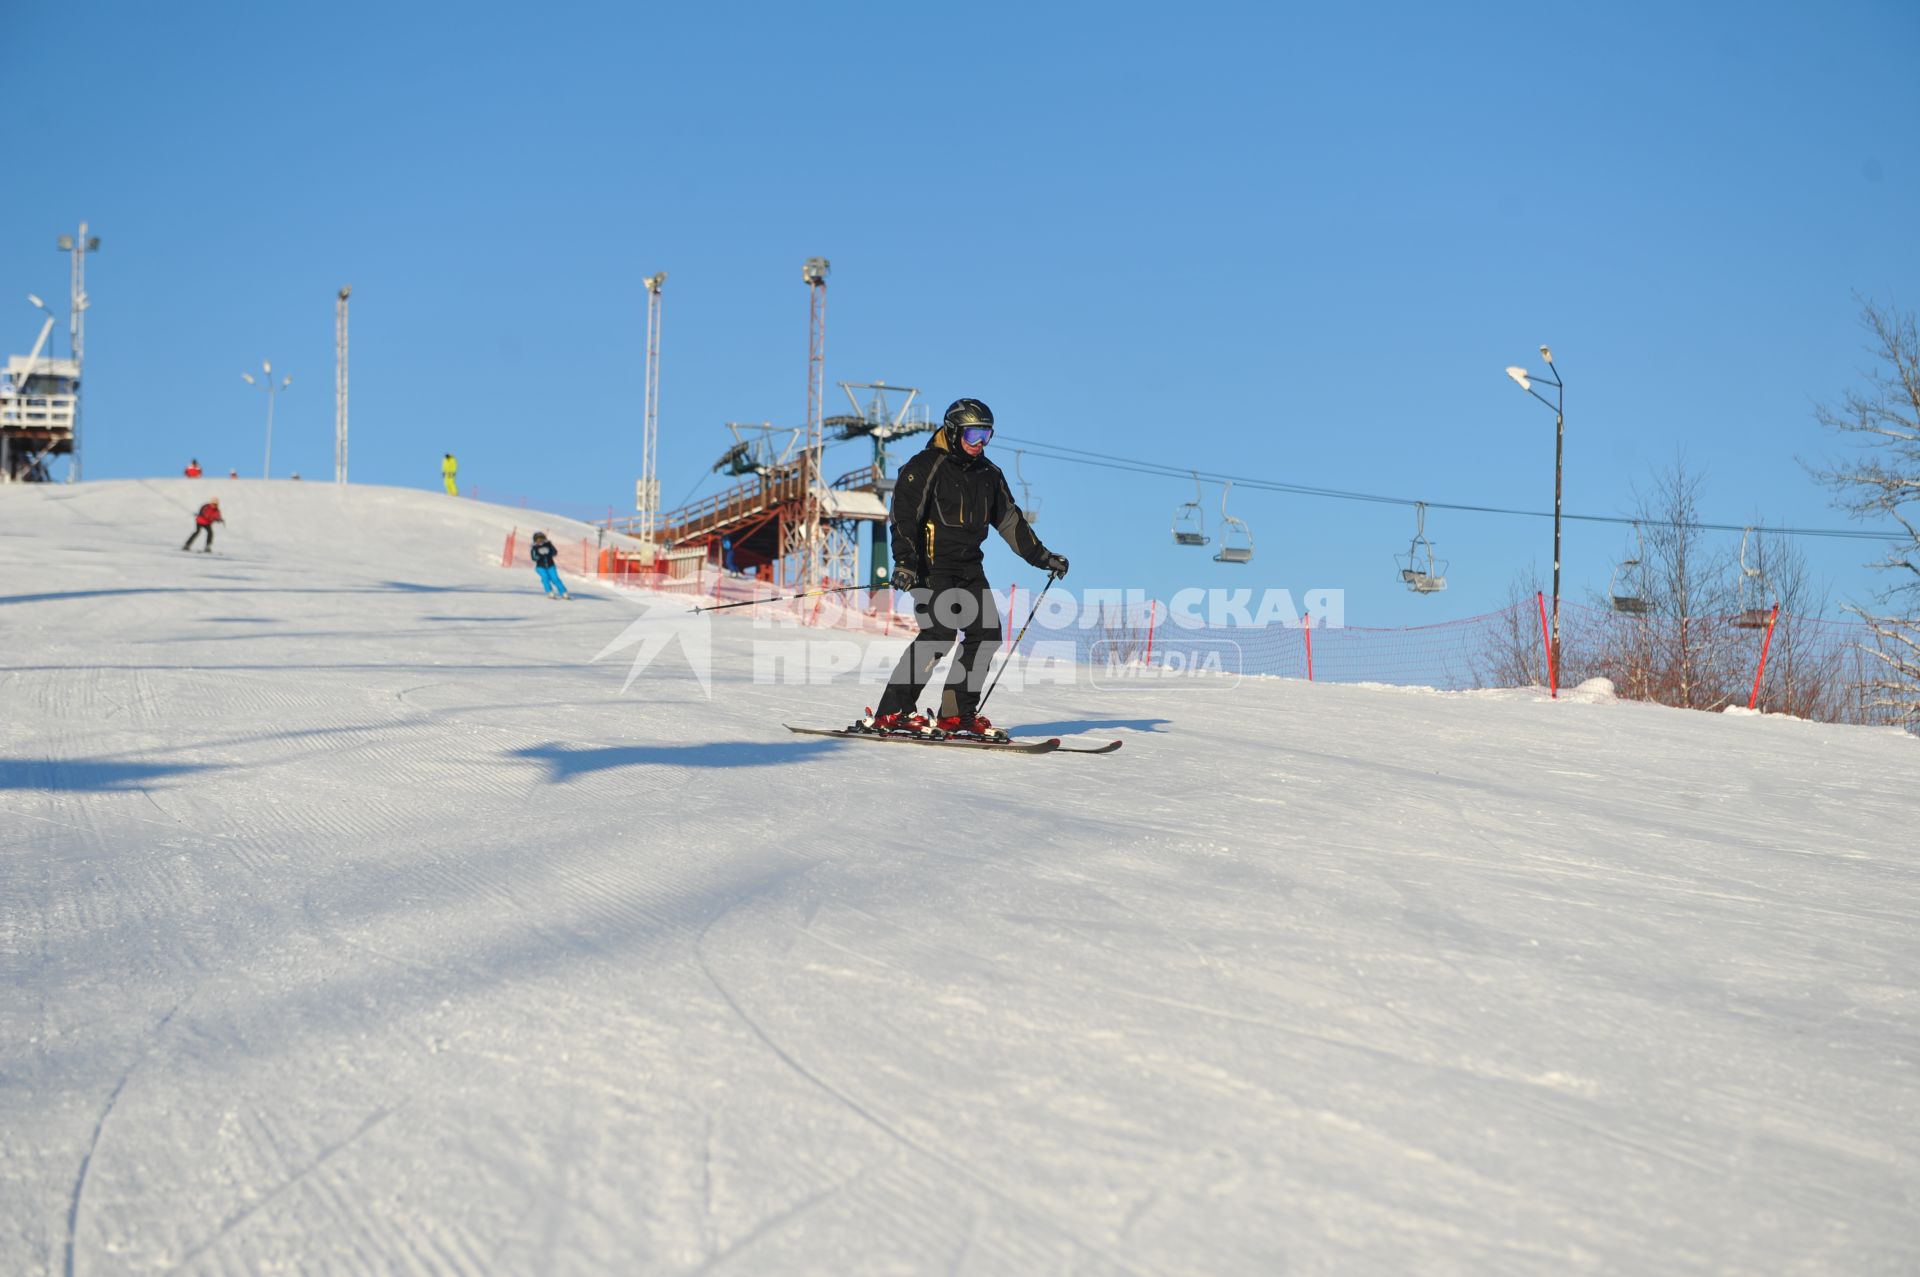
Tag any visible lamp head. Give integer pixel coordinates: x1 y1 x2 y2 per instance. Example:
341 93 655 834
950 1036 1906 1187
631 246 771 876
1539 344 1554 364
241 373 256 384
1505 366 1532 392
26 293 47 310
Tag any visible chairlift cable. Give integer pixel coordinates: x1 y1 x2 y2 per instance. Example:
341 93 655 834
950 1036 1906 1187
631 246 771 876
993 434 1896 543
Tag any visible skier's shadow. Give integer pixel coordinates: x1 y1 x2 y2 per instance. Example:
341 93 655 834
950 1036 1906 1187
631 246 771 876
510 739 838 781
1007 717 1173 736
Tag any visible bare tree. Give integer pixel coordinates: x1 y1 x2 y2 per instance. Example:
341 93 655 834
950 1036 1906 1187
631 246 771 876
1812 296 1920 726
1635 459 1742 709
1478 564 1551 689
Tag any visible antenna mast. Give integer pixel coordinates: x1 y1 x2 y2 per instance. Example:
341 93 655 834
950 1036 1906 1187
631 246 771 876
58 222 99 482
335 286 351 483
800 257 830 588
640 272 666 553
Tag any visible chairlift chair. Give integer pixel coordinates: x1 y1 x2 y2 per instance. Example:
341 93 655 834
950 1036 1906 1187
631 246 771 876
1172 471 1210 547
1732 527 1773 628
1609 523 1652 615
1396 502 1448 593
1213 481 1254 564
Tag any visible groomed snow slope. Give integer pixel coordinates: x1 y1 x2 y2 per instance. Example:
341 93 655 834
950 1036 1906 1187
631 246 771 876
2 479 1915 1276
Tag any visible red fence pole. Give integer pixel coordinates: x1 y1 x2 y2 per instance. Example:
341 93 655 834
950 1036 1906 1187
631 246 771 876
1303 615 1313 682
1144 600 1158 668
1748 604 1782 710
502 528 516 567
1537 591 1557 698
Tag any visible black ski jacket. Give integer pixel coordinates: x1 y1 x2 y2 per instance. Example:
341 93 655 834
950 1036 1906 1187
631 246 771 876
889 432 1051 579
531 539 559 568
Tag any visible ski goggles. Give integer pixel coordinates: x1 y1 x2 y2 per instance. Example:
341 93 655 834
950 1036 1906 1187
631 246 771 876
958 424 994 447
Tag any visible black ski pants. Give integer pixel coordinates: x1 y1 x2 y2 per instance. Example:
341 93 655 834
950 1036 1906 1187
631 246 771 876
183 523 215 551
874 573 1002 720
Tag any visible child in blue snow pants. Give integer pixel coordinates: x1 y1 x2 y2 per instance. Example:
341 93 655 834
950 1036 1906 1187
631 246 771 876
529 531 570 598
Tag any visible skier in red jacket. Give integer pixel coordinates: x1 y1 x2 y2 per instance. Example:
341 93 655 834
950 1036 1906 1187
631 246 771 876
183 498 224 552
184 458 203 478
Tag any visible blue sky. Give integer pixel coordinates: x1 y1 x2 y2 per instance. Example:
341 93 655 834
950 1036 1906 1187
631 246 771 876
4 0 1915 624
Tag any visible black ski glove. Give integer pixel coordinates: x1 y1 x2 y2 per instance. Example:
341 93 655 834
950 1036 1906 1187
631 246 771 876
889 565 917 592
1043 552 1069 579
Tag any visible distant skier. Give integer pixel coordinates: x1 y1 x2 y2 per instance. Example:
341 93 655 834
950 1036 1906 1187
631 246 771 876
442 453 458 496
184 458 203 478
529 531 571 599
859 398 1067 740
182 498 224 552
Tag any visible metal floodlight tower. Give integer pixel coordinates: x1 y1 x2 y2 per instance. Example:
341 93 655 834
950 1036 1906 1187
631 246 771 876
800 256 831 588
57 223 99 482
639 272 667 553
335 286 351 483
242 360 292 478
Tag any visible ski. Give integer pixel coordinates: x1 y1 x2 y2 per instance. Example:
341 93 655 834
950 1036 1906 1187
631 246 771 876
786 725 1061 754
1054 739 1125 754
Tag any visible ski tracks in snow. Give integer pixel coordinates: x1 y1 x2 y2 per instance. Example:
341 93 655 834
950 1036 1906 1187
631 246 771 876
692 885 1159 1276
63 1003 180 1277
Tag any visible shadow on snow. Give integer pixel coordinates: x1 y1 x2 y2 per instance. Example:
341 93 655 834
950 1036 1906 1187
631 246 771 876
0 757 222 792
1006 717 1174 737
509 739 839 781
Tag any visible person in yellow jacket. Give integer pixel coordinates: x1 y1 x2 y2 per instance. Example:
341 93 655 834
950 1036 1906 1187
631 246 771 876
441 453 458 495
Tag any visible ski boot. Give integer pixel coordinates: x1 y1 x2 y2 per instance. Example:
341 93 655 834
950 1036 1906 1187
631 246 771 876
935 713 1009 742
856 706 934 737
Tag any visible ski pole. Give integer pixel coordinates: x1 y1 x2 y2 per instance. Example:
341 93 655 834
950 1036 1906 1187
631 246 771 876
690 584 866 614
977 573 1056 716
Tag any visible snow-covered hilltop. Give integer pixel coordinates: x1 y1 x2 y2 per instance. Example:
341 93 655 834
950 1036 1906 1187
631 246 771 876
2 480 1915 1275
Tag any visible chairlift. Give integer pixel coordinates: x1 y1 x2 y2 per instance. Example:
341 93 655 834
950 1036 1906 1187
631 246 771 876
1732 527 1774 628
1396 502 1448 593
1213 481 1254 564
1609 523 1652 615
1172 471 1209 547
1014 450 1041 524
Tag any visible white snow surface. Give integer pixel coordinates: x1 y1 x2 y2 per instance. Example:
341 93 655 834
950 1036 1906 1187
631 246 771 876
2 479 1916 1276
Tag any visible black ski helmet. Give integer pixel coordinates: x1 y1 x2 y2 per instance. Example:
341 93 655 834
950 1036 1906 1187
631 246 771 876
942 398 994 449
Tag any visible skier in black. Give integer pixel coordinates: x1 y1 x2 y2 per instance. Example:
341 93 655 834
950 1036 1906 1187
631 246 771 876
861 398 1067 740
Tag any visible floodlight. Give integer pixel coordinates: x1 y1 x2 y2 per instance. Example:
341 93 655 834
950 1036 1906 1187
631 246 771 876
26 294 46 309
1505 366 1531 391
57 236 73 251
242 373 256 384
1540 344 1554 364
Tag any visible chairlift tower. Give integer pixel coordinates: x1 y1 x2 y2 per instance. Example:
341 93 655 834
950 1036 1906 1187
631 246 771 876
827 379 937 589
1 298 76 482
638 272 667 554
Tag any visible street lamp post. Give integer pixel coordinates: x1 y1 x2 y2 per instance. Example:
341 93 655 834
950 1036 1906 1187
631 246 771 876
242 361 292 478
1505 346 1565 687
